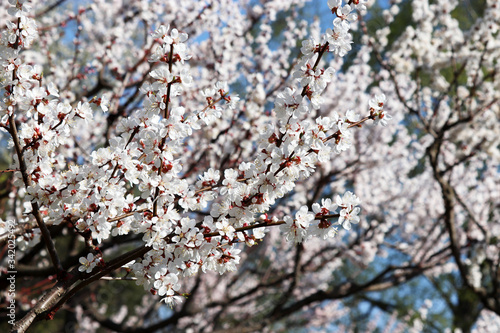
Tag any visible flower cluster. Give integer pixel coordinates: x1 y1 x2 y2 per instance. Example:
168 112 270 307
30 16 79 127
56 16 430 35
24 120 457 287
280 192 361 243
369 93 391 126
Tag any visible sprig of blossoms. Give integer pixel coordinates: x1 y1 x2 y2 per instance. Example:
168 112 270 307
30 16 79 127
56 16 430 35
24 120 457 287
1 0 382 311
150 24 191 64
3 0 38 48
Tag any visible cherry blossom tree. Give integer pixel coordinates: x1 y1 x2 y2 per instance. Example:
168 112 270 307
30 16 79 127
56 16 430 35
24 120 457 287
0 0 499 332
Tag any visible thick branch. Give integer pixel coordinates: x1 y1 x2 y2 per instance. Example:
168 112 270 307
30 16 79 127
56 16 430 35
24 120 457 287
12 245 150 333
